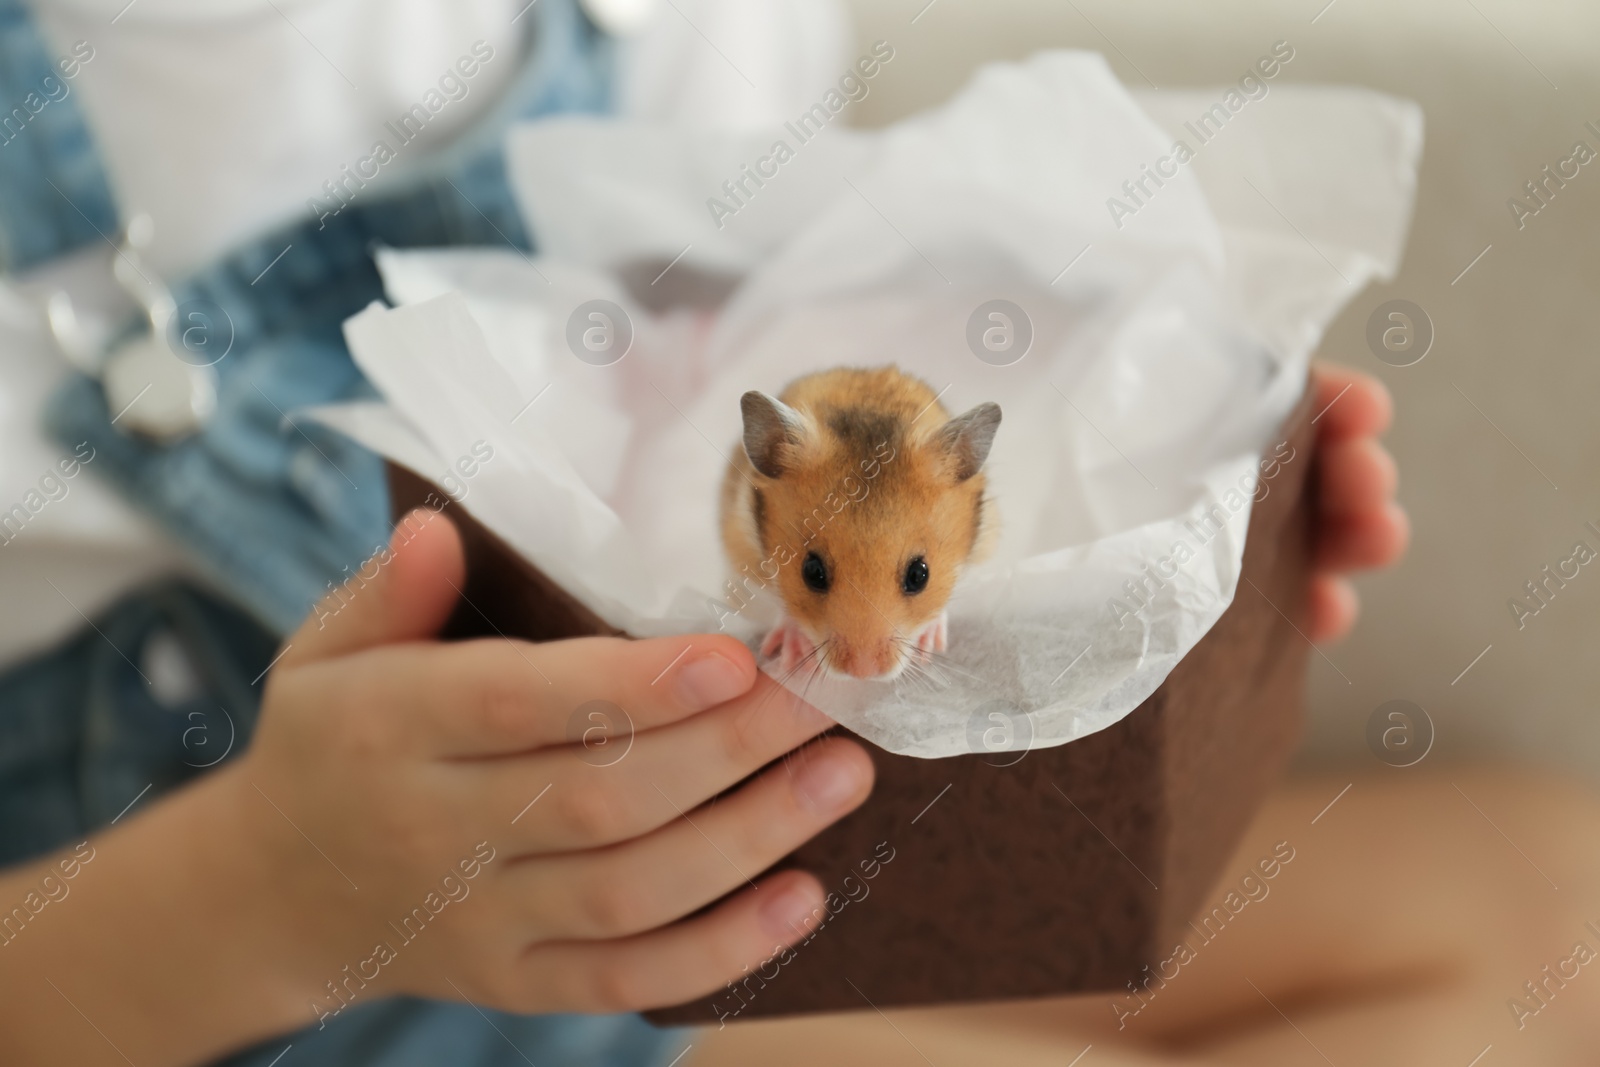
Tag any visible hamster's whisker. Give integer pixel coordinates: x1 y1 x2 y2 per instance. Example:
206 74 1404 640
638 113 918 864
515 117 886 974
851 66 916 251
894 660 938 698
888 635 972 690
776 643 832 779
748 639 827 722
796 647 829 715
774 642 825 689
758 638 831 715
889 636 931 677
912 659 950 690
909 643 980 685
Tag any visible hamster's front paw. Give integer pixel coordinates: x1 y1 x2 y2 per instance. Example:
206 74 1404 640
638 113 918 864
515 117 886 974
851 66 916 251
911 611 948 662
760 616 818 676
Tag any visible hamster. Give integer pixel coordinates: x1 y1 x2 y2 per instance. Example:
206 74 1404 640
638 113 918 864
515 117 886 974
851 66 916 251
720 366 1001 681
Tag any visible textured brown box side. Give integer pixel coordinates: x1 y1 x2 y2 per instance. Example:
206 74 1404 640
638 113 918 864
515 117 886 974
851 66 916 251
1153 427 1312 951
387 388 1315 1023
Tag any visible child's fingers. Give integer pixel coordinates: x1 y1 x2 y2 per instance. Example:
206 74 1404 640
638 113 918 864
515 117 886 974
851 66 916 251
1314 502 1411 573
489 676 841 853
1306 574 1359 644
500 737 874 941
1310 362 1393 442
320 632 763 758
1316 436 1398 516
278 508 466 670
507 867 831 1015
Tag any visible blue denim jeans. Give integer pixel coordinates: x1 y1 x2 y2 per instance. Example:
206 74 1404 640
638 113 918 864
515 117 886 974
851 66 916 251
0 0 689 1062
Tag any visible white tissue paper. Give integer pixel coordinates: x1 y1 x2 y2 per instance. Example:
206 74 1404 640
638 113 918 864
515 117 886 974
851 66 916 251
313 51 1421 759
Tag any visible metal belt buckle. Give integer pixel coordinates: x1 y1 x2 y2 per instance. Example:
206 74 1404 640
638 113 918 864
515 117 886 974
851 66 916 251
46 214 220 443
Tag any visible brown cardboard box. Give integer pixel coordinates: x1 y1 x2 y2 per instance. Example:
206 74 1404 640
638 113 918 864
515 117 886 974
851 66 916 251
387 386 1315 1024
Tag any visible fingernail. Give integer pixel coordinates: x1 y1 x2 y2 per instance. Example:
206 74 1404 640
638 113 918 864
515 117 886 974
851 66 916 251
675 652 750 711
794 750 865 814
759 881 822 940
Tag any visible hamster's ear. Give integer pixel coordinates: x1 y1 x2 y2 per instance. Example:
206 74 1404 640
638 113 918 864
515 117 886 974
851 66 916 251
932 402 1002 482
741 391 809 479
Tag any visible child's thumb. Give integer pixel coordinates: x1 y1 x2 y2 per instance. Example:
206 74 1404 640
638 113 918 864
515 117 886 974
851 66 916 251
275 507 465 668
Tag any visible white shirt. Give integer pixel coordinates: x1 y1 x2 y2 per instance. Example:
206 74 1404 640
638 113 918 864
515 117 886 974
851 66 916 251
31 0 530 278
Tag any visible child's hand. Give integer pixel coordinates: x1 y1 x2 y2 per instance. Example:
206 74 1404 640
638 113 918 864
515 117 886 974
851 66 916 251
1306 363 1410 642
227 508 872 1021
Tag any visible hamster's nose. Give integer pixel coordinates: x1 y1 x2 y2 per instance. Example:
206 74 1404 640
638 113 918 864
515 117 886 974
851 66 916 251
830 638 901 680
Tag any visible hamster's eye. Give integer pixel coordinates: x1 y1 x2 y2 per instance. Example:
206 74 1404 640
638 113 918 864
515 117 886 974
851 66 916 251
801 552 830 593
902 556 929 595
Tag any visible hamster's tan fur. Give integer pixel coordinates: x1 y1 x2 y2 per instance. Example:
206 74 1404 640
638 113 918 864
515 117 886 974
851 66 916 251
720 366 1000 679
